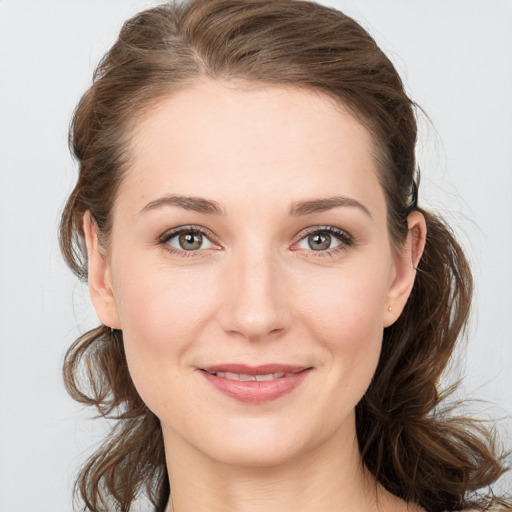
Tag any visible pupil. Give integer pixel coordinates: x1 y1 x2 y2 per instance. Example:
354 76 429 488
309 233 331 251
179 232 202 250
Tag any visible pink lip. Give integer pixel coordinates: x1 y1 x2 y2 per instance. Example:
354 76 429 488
202 364 308 374
198 364 312 403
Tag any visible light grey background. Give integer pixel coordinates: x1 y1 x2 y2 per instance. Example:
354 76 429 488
0 1 510 510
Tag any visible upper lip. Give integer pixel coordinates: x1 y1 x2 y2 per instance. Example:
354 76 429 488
200 364 310 375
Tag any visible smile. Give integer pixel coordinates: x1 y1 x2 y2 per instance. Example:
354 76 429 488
199 364 312 403
204 370 297 381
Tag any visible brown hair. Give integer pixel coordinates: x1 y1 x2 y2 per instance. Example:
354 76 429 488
59 1 510 511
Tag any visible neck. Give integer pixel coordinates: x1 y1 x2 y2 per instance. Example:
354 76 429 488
162 417 414 512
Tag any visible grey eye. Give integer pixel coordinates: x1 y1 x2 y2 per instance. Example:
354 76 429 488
179 232 203 250
167 230 215 251
297 230 345 252
307 232 332 251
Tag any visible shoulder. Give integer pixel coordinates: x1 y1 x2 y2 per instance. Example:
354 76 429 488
453 504 512 512
448 505 512 512
482 503 512 512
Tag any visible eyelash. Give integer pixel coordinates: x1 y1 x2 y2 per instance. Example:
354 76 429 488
158 225 218 258
293 225 354 258
158 225 354 258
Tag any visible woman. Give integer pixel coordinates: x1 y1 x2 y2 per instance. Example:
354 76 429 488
59 0 510 511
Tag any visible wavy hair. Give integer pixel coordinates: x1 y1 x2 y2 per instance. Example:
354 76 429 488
59 1 509 511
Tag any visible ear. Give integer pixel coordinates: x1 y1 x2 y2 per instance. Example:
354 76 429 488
83 211 121 329
383 211 426 327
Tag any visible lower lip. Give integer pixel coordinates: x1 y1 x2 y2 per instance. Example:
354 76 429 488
200 369 312 403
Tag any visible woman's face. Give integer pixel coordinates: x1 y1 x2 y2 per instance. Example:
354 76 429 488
86 81 419 468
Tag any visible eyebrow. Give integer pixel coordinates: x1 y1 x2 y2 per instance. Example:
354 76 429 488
140 195 226 215
140 194 371 218
289 196 372 218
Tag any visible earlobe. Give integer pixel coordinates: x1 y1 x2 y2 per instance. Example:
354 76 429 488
383 211 427 327
83 211 121 329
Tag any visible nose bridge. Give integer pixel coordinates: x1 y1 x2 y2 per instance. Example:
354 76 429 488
219 242 289 341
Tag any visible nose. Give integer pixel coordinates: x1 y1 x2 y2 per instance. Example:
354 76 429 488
217 246 291 342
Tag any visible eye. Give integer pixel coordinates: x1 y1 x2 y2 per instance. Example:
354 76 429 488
300 232 339 251
160 226 218 254
294 226 353 254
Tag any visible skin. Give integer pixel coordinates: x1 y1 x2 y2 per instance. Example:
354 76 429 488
84 80 426 512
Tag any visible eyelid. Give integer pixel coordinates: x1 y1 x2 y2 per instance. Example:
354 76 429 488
291 225 354 254
157 224 354 258
158 225 221 255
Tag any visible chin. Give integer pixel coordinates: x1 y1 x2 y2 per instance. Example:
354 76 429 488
165 410 353 470
202 434 311 469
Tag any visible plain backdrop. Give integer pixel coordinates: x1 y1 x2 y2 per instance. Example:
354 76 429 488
0 1 511 510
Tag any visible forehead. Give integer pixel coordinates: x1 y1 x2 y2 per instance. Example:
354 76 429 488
121 80 385 216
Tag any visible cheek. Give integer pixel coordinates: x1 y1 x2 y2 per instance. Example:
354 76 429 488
111 262 218 405
295 263 389 389
297 259 390 339
115 261 216 341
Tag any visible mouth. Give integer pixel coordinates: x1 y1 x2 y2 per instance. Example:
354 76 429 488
203 370 299 381
198 364 312 403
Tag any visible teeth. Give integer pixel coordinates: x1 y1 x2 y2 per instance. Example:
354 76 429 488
255 374 274 381
212 371 289 381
